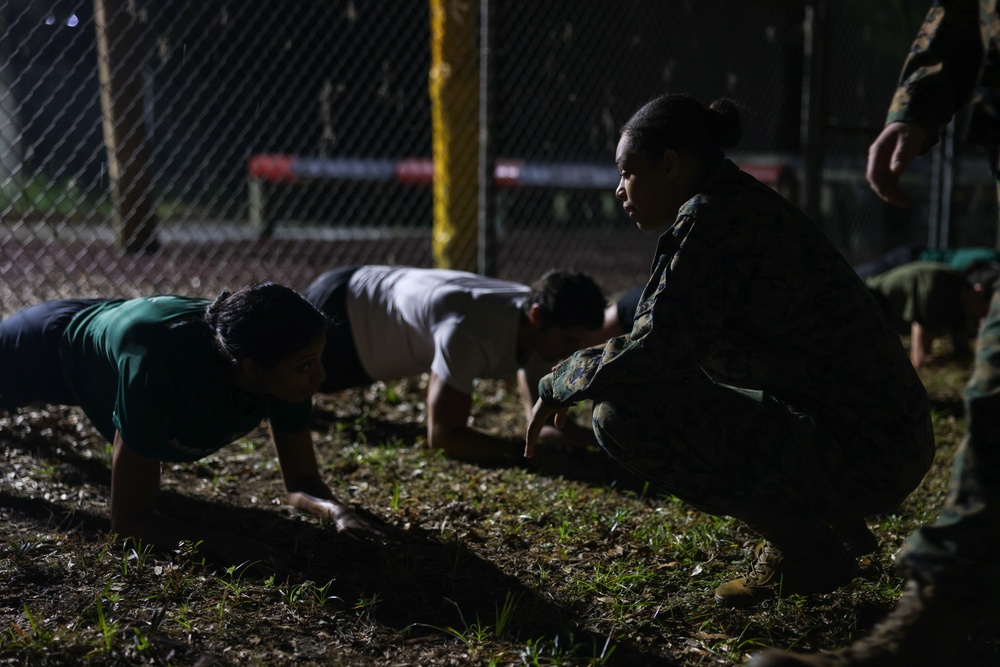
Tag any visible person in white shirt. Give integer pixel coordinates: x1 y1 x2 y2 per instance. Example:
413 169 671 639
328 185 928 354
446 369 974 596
303 265 606 464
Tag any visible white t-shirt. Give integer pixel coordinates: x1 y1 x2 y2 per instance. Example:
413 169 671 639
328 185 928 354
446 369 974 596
346 266 551 393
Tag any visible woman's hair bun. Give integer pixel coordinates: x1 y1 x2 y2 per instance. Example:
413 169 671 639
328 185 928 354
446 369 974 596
708 98 743 150
206 290 231 328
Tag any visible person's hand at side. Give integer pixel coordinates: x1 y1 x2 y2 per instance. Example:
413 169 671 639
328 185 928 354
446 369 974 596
294 491 384 537
272 427 388 540
524 398 569 459
866 121 927 207
517 368 595 448
909 320 938 369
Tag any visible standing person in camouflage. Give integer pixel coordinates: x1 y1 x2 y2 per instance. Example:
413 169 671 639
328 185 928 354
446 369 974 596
750 1 1000 665
524 93 935 609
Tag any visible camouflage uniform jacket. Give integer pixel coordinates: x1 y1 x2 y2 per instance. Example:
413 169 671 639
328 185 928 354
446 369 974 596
538 159 928 440
887 0 1000 146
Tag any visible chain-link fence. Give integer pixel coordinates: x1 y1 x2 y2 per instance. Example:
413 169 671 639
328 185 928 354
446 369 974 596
1 0 996 316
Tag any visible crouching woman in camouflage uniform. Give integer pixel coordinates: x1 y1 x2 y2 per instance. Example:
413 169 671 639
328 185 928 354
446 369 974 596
525 93 935 608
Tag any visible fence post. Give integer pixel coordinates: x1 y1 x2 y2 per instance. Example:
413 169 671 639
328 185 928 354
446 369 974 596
429 0 479 272
799 0 827 225
93 0 158 252
928 119 956 249
478 0 497 276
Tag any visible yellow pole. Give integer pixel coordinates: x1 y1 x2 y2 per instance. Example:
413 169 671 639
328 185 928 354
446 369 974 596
429 0 478 271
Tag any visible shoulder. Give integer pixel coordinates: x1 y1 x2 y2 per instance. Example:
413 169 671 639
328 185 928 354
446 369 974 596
114 298 214 359
123 296 209 333
71 296 206 338
872 262 957 295
123 295 209 318
687 160 786 215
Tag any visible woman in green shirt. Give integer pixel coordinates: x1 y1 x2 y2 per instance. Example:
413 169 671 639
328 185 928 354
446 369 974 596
1 282 375 566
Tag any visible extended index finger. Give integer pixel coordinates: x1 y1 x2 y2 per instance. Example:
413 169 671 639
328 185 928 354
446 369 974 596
524 399 552 459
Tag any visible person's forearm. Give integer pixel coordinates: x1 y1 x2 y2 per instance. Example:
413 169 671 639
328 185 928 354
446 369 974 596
910 321 935 368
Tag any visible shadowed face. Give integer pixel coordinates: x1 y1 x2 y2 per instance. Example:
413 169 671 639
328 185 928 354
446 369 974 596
615 132 684 232
533 324 596 363
248 334 327 403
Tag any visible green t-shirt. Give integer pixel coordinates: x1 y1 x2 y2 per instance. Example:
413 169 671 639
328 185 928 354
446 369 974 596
59 296 312 462
918 247 1000 271
863 262 967 336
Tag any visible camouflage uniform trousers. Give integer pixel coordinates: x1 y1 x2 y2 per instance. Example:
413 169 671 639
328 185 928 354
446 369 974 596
590 371 933 542
897 290 1000 601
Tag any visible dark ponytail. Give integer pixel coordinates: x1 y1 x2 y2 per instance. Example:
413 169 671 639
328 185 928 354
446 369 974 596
206 290 232 331
707 98 743 150
621 93 744 164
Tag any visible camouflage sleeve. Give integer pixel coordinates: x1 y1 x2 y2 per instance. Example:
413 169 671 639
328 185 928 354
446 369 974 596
886 0 983 134
538 210 732 407
537 345 607 406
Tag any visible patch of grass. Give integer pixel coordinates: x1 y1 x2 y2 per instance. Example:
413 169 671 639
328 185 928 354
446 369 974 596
519 631 618 666
1 361 996 665
283 578 339 607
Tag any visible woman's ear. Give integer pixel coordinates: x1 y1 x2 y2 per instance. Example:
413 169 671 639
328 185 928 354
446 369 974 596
661 149 681 178
527 303 542 327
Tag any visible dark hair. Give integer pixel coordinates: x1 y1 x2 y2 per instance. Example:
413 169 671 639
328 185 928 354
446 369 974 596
621 94 743 165
525 270 606 332
206 282 327 367
964 261 1000 293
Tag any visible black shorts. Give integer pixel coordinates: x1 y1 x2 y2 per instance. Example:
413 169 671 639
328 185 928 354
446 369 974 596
0 299 111 410
303 267 373 392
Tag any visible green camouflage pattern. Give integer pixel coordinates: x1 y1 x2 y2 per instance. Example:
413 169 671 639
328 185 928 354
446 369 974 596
888 0 1000 146
898 293 1000 597
880 0 1000 602
539 159 934 520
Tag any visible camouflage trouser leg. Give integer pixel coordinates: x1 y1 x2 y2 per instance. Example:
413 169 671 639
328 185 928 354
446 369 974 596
591 371 929 522
594 377 794 517
898 291 1000 599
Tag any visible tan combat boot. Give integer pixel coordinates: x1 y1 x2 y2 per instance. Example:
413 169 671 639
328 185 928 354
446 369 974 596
745 580 971 666
715 541 857 608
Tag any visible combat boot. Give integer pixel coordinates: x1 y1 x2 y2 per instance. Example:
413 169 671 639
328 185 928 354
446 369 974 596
745 580 971 666
714 541 857 608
